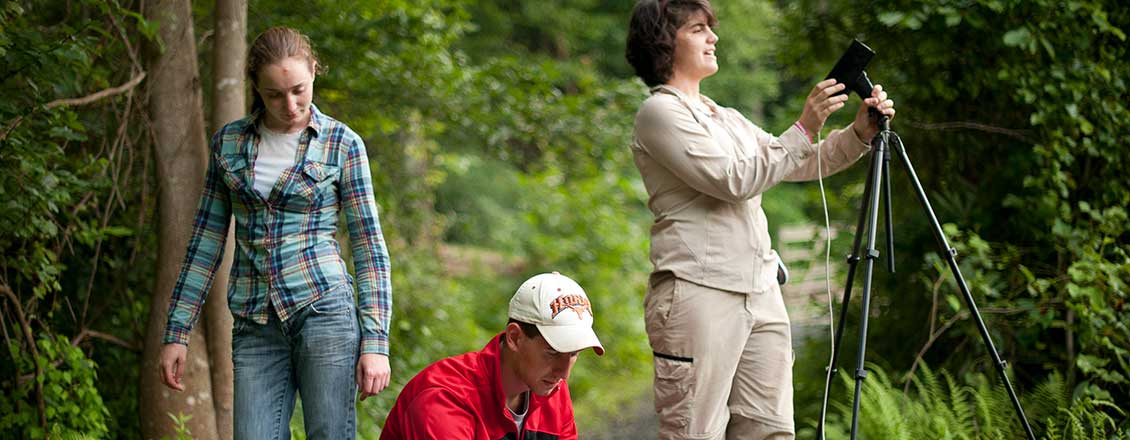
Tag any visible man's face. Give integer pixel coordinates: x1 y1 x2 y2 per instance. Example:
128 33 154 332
507 325 581 396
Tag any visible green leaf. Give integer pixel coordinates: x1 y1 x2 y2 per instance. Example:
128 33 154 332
101 226 133 237
1078 117 1094 135
946 294 962 313
1002 28 1032 48
1077 354 1109 374
878 11 905 27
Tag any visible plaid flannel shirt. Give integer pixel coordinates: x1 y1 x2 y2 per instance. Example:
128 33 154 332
163 104 393 355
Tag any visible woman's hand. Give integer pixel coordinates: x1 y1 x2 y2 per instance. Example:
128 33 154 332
852 84 896 142
159 343 188 391
357 353 391 401
798 79 850 136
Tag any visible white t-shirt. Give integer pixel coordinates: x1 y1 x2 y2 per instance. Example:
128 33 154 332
253 125 302 199
507 391 529 432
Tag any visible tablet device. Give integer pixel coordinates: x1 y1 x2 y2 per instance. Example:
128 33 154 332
825 39 876 97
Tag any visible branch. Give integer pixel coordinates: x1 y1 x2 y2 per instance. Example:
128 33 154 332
0 116 25 144
17 327 141 385
3 72 147 144
0 284 47 429
978 306 1035 315
903 311 970 394
907 120 1035 144
198 29 214 49
45 71 146 109
106 8 142 73
928 272 946 337
73 328 141 352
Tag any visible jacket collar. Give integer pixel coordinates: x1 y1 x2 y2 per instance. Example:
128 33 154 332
650 84 720 117
484 333 555 430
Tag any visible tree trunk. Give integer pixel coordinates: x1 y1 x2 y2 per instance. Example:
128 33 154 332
140 1 220 439
203 1 247 438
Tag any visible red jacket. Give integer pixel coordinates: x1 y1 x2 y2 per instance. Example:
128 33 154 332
380 334 579 440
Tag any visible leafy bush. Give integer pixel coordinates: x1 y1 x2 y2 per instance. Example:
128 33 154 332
0 336 109 439
1 1 152 437
777 0 1129 410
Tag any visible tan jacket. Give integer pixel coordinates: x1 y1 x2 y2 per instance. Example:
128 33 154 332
631 85 870 294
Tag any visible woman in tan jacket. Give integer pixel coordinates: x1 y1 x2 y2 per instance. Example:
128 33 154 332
625 1 895 439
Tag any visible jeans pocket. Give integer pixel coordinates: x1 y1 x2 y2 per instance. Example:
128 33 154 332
653 356 694 429
231 316 250 338
309 291 356 316
299 294 360 369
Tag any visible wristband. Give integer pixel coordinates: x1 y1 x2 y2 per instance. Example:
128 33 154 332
794 121 814 143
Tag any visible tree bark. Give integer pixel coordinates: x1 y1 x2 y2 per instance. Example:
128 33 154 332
203 1 246 438
139 1 220 438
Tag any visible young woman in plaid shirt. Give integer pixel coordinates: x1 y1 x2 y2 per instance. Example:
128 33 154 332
158 27 392 438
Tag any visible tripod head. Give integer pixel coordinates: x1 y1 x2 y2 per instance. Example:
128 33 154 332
856 71 890 131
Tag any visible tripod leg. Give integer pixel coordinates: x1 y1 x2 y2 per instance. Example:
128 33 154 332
890 134 1037 440
817 141 880 439
882 136 895 273
848 134 888 440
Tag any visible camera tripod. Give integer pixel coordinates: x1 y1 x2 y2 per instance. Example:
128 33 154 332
814 114 1036 440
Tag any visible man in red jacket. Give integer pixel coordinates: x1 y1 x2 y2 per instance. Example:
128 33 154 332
380 272 605 439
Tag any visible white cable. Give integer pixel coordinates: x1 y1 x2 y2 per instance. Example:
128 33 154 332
815 131 835 361
816 129 834 440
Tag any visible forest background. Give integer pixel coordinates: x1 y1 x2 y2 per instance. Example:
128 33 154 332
1 0 1127 438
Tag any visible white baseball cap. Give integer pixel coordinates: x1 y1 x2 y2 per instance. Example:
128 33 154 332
509 272 604 356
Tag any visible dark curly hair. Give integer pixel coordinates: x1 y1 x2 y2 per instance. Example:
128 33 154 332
625 0 717 87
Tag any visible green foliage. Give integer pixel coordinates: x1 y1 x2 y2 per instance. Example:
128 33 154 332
4 0 1127 436
775 1 1129 424
705 0 784 124
0 336 110 439
921 0 1129 403
812 364 1127 439
511 166 652 422
1 0 154 438
1044 399 1128 440
160 413 193 440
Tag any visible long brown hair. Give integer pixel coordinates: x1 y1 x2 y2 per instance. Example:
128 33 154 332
247 27 323 114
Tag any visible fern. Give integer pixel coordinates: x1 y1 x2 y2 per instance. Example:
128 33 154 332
944 369 976 439
814 364 1128 439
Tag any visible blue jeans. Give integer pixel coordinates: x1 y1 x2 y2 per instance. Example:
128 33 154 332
232 287 360 439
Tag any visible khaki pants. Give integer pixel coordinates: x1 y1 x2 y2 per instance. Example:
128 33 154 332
645 272 795 440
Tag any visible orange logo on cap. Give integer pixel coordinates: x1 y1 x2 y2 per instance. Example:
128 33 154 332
549 295 592 320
